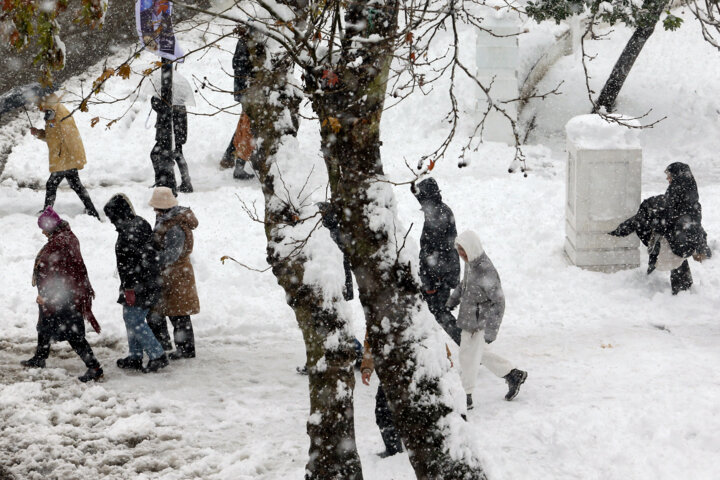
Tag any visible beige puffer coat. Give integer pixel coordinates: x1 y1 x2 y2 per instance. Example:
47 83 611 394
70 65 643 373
37 94 87 173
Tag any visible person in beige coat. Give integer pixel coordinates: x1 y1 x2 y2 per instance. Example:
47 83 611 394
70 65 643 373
146 187 200 360
30 94 100 219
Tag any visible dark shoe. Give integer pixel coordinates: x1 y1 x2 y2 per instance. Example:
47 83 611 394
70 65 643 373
296 365 308 375
233 169 254 180
168 351 195 360
116 356 143 370
143 354 169 373
78 367 104 383
177 182 194 193
21 357 46 368
504 369 527 401
378 448 402 459
466 394 473 410
608 217 637 237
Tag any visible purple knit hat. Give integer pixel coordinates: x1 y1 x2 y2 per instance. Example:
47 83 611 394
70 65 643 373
38 206 62 232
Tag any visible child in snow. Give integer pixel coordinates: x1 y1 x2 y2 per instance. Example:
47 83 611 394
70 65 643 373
610 162 711 294
104 194 169 373
448 230 527 409
21 207 103 382
30 93 100 219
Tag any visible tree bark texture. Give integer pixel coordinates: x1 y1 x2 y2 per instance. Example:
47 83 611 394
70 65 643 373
594 0 671 112
307 2 487 478
239 33 363 480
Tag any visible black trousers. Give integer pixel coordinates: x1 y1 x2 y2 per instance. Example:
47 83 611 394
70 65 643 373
147 313 195 356
423 286 461 346
34 308 100 369
375 387 403 455
44 169 99 217
150 142 177 194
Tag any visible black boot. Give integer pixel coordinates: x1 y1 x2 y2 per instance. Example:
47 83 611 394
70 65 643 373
116 356 143 370
504 369 527 401
220 138 236 169
647 237 661 275
21 357 46 368
143 354 169 373
233 159 254 180
168 350 195 360
466 394 473 410
78 367 104 383
174 147 194 193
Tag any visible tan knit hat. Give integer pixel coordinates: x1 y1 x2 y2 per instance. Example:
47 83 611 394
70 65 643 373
148 186 178 209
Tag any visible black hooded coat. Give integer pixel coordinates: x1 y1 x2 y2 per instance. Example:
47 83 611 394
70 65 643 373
413 178 461 291
104 195 161 309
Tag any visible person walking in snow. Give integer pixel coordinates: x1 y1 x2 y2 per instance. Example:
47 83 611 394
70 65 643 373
219 27 257 180
104 194 169 373
609 162 711 294
21 207 104 382
146 187 200 360
30 93 100 219
411 178 462 345
448 230 527 409
360 333 404 458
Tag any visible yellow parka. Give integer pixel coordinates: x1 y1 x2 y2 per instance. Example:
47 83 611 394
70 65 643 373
37 94 86 173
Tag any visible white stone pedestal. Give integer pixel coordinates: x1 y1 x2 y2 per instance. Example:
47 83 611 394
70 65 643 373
476 7 522 145
564 115 642 270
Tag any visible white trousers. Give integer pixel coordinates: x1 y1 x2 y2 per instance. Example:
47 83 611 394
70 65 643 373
459 330 514 395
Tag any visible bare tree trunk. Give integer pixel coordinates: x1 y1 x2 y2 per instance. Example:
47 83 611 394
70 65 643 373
594 0 670 112
240 34 363 480
306 2 487 478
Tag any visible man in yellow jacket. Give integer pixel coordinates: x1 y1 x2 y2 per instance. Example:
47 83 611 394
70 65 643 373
30 94 100 219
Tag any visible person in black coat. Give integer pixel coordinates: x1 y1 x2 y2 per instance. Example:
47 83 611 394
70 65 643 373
104 194 169 373
219 27 259 180
610 162 711 294
412 178 462 345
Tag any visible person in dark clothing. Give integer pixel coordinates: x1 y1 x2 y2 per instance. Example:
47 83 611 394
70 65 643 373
220 29 257 180
22 207 103 382
411 178 462 345
150 95 177 194
360 334 403 458
147 187 200 360
104 194 169 373
610 162 711 294
172 105 193 193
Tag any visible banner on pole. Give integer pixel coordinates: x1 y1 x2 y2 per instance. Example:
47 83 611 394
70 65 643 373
135 0 184 61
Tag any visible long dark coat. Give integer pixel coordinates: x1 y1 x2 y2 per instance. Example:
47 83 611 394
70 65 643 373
413 178 461 291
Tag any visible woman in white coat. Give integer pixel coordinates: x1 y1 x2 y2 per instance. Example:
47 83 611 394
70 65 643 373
447 230 527 408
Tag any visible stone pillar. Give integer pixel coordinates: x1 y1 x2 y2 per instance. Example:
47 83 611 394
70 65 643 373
476 6 522 145
564 115 642 270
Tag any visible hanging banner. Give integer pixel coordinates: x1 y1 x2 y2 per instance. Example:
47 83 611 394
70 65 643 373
135 0 184 61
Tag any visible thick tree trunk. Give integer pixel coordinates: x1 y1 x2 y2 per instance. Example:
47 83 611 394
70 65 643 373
594 0 670 112
240 36 363 480
307 2 487 477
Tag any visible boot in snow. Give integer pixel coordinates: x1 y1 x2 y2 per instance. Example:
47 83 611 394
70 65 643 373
466 394 473 410
78 367 104 383
504 369 527 401
233 159 254 180
21 357 46 368
143 354 169 373
116 356 143 370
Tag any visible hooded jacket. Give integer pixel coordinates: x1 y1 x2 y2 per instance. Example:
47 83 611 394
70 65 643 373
412 178 461 291
447 231 505 342
104 194 161 309
152 206 200 316
37 94 86 173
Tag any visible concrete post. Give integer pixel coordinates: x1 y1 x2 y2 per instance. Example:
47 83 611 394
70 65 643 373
564 115 643 270
476 6 522 145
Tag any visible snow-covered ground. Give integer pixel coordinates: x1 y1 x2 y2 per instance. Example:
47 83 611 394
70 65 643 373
2 6 720 480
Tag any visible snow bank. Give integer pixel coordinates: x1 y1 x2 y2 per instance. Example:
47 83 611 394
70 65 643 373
565 114 641 150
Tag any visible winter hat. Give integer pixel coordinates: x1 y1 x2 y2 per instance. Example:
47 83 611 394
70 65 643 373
148 186 178 210
455 230 485 262
104 194 135 224
38 206 62 232
413 178 442 203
